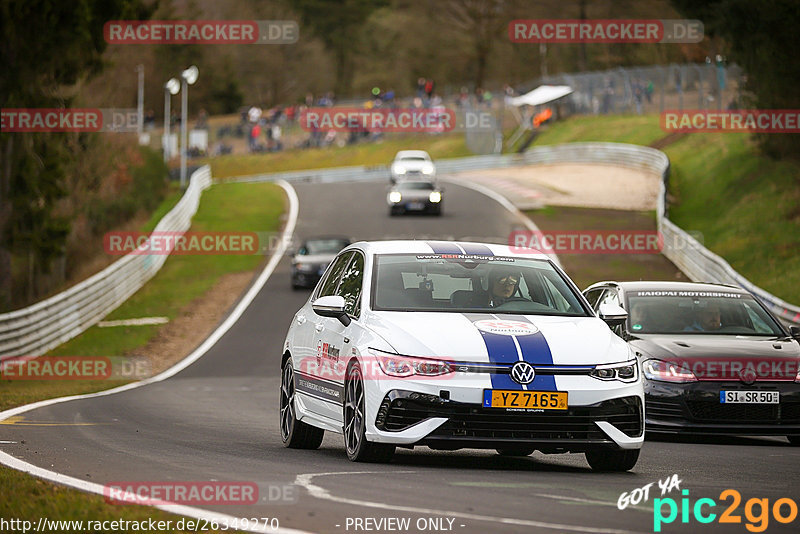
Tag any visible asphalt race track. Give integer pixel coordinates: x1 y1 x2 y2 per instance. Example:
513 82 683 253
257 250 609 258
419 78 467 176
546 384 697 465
2 180 799 534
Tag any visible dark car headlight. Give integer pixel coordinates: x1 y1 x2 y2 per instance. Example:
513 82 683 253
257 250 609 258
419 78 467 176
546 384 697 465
642 358 698 383
590 359 639 382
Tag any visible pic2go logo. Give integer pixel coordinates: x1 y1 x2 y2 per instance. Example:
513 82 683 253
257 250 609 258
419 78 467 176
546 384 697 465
654 489 798 532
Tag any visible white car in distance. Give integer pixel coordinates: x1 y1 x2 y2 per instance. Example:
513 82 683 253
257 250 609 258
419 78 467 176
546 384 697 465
390 150 436 183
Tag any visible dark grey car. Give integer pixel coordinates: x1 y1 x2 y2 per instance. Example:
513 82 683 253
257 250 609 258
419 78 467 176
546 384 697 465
290 237 351 289
387 180 443 216
583 281 800 443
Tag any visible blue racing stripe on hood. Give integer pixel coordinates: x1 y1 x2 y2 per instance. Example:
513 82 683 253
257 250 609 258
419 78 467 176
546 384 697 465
465 313 557 391
465 313 520 389
510 316 557 392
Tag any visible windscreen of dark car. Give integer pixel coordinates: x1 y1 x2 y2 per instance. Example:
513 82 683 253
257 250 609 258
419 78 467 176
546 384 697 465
301 239 349 255
372 253 589 316
625 290 785 336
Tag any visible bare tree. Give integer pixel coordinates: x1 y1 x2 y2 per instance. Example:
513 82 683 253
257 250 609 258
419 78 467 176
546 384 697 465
435 0 513 89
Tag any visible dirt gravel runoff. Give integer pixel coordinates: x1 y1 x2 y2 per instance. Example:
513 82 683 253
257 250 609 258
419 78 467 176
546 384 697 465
453 163 661 211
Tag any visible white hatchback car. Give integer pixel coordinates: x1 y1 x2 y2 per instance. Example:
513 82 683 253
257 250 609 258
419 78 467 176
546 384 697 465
280 241 644 470
390 150 436 182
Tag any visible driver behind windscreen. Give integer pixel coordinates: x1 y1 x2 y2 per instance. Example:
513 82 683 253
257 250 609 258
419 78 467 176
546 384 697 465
684 302 723 332
469 266 524 308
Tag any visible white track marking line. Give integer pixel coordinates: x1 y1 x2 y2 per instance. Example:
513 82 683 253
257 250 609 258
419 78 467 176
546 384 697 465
0 181 310 534
295 471 644 534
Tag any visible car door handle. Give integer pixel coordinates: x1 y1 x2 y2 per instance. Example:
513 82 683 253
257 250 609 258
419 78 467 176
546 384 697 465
315 324 324 332
296 315 306 325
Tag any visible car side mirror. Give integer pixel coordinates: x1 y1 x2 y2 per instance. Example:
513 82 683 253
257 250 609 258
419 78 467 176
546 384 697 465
790 326 800 340
598 303 628 327
312 295 351 326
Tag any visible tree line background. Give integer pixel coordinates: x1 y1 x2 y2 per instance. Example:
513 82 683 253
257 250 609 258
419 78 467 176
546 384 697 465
1 0 798 311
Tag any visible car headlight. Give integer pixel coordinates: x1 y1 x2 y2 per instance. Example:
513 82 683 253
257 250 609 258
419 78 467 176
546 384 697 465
429 191 442 203
421 163 434 174
389 191 402 203
370 349 453 377
393 166 406 175
293 262 315 272
590 359 638 382
642 358 697 383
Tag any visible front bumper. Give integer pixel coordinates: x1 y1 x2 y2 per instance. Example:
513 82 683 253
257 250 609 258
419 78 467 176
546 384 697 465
368 388 644 452
645 379 800 435
291 266 326 288
389 200 441 214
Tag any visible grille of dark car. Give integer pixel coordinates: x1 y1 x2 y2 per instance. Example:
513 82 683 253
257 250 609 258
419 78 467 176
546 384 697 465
377 393 642 440
783 402 800 420
685 401 800 422
646 398 684 420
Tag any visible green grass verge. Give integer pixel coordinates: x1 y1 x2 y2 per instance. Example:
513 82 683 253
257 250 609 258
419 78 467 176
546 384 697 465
1 181 285 411
0 467 231 533
663 133 800 303
532 114 666 146
205 133 472 178
529 114 800 305
1 181 283 531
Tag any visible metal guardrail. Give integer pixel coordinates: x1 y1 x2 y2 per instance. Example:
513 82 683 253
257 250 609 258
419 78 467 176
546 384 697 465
229 143 799 327
0 166 213 359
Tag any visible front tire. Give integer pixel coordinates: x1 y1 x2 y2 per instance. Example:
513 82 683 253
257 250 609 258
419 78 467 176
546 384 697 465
344 363 395 462
585 449 640 472
280 359 324 449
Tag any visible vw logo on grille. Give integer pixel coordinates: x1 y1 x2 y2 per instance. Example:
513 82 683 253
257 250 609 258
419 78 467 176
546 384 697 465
511 361 535 385
739 368 757 385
